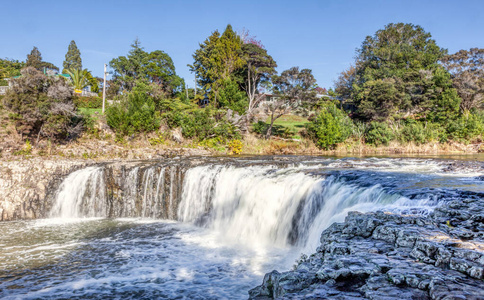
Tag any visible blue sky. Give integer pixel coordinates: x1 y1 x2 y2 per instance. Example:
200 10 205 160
1 0 483 89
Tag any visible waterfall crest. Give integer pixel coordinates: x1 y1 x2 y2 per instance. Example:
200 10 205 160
49 160 439 249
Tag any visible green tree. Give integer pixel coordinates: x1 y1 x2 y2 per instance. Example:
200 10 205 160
110 38 183 95
84 70 99 93
266 67 316 138
189 30 221 97
441 48 484 112
62 40 82 73
238 42 277 129
66 69 89 90
218 78 248 114
26 46 43 70
189 25 245 104
0 58 25 85
2 67 81 141
347 23 460 122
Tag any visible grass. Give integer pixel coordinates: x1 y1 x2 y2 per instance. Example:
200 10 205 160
263 114 310 139
79 108 102 115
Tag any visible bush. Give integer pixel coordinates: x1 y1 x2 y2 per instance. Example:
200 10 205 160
227 139 243 154
73 96 103 108
180 108 239 141
217 78 248 114
399 121 426 145
398 120 447 145
446 112 484 142
106 92 160 136
2 67 83 141
252 121 268 135
365 122 394 146
305 103 353 150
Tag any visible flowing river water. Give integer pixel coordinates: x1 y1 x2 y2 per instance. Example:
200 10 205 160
1 156 483 299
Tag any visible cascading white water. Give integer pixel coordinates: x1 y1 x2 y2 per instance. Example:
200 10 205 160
50 160 440 250
177 164 436 252
141 167 166 218
50 167 106 218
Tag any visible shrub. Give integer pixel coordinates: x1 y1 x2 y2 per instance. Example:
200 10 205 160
106 92 160 136
305 103 353 149
446 112 484 142
252 121 268 135
365 122 394 146
13 139 32 156
399 121 426 145
73 96 103 108
181 108 239 141
3 67 83 141
227 139 243 154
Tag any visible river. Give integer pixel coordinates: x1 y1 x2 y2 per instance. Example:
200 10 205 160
1 156 483 299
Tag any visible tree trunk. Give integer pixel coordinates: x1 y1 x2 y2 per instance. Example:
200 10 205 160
265 113 275 139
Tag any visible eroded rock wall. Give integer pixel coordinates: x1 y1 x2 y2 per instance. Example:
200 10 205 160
0 158 89 221
249 199 484 299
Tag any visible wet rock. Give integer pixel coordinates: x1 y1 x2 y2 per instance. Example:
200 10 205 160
249 199 484 299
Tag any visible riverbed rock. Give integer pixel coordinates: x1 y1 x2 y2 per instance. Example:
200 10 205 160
0 158 89 221
249 199 484 299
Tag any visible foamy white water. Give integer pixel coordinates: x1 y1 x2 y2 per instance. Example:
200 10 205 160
3 156 482 299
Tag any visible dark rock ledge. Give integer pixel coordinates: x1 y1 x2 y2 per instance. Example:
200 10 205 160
249 198 484 299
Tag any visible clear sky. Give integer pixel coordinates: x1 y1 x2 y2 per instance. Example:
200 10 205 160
1 0 483 89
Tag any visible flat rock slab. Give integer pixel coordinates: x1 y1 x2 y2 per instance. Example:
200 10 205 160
249 198 484 299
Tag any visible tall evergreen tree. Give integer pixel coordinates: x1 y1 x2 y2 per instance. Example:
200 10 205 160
63 40 82 73
109 38 183 95
26 46 43 70
189 25 245 104
342 23 461 122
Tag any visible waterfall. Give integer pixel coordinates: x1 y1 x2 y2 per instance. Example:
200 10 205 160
50 167 106 218
177 165 436 251
50 165 179 219
49 160 437 251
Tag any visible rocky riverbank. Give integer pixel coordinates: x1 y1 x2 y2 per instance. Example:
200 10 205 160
0 158 91 221
249 197 484 299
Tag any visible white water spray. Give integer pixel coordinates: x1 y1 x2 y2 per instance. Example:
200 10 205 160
50 167 106 218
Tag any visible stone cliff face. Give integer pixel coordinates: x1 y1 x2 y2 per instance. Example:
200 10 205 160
0 158 200 221
0 158 89 221
249 198 484 299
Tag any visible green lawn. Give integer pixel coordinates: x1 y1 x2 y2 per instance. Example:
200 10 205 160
79 108 102 115
266 114 309 130
264 114 310 138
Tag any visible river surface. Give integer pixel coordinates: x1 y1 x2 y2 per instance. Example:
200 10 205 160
1 156 483 299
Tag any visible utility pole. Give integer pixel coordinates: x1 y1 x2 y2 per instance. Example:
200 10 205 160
185 84 189 99
194 75 197 96
102 64 107 114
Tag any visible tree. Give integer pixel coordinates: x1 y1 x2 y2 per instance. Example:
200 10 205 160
84 70 99 93
26 47 43 70
0 58 25 85
65 69 89 90
110 38 183 95
218 78 248 114
189 25 245 104
62 40 82 73
2 67 81 141
239 42 277 130
189 30 221 97
334 65 356 101
441 48 484 112
349 23 460 121
306 103 353 149
266 67 316 138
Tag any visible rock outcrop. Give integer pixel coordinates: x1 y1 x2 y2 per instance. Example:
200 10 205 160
0 158 89 221
249 199 484 299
